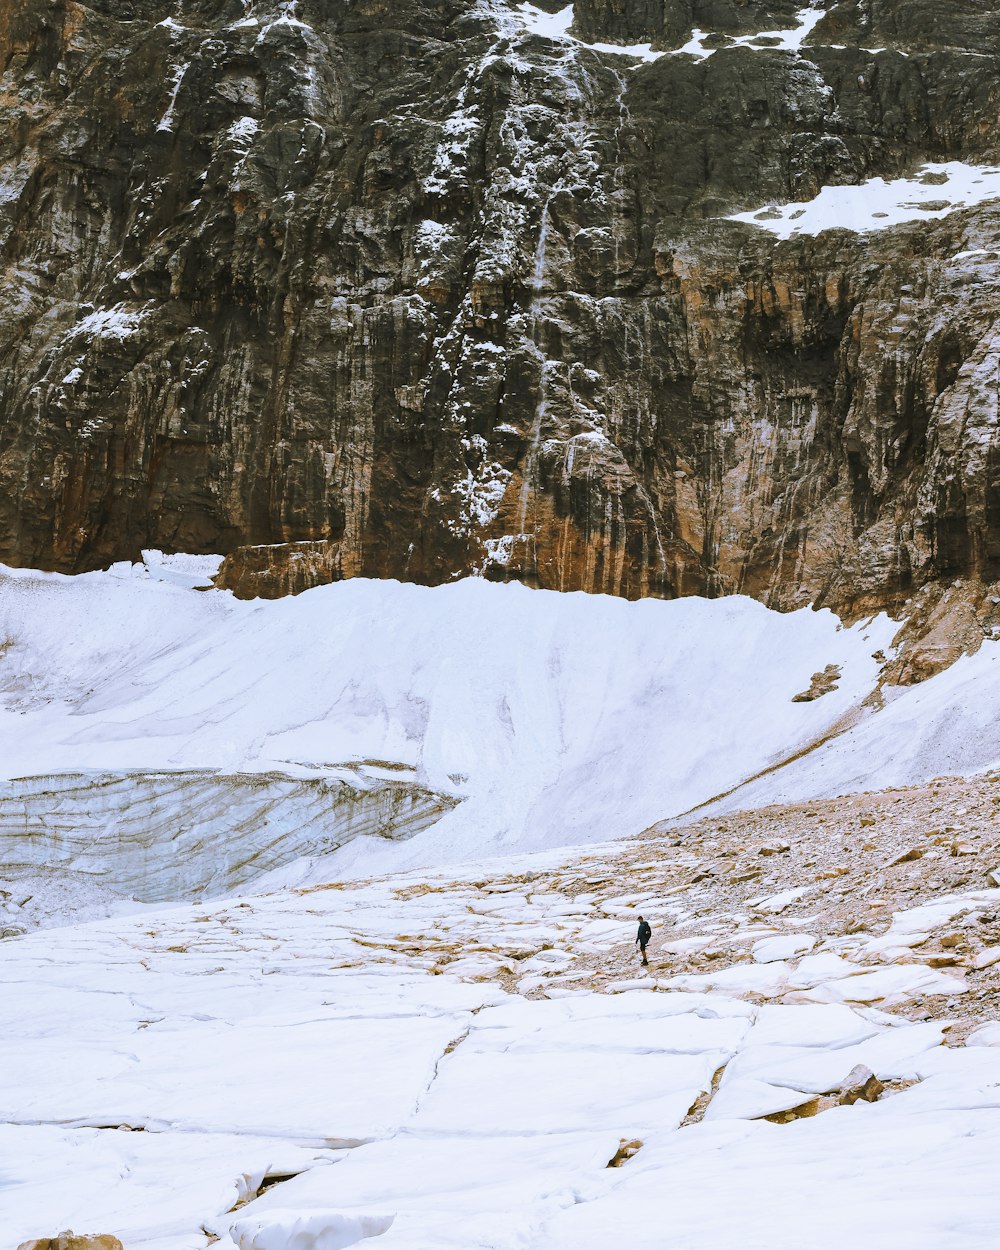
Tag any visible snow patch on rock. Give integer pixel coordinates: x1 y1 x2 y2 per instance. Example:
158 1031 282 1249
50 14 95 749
730 161 1000 238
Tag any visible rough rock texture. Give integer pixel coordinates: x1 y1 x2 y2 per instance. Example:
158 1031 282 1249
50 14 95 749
792 663 841 701
214 538 349 597
17 1237 123 1250
883 577 1000 683
573 0 804 46
585 773 1000 1030
3 0 1000 609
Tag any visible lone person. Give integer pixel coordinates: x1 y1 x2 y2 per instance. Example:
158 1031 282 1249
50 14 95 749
636 915 652 966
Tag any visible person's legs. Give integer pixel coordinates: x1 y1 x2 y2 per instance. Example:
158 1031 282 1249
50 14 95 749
640 942 648 965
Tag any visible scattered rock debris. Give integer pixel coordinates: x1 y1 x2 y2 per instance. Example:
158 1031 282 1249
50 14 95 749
17 1236 123 1250
792 665 842 702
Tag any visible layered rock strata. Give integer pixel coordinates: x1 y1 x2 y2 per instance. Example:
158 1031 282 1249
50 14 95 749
1 0 1000 610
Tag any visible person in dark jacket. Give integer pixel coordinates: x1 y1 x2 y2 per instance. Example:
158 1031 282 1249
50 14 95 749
636 916 652 965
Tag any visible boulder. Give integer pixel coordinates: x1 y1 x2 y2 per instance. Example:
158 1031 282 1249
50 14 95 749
791 665 842 702
887 847 924 866
836 1065 885 1105
17 1236 124 1250
607 1137 644 1167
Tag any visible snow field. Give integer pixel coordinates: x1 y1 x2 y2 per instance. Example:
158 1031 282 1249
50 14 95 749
543 1100 1000 1250
8 562 1000 895
516 3 829 63
2 563 1000 1244
710 640 1000 813
730 161 1000 238
0 565 898 887
2 854 999 1248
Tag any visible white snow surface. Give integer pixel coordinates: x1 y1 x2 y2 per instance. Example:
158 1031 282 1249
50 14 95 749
3 556 1000 1244
518 3 575 41
3 560 1000 911
70 303 146 342
5 564 1000 891
517 2 664 59
0 566 902 885
2 866 998 1248
226 115 260 144
709 641 1000 814
681 5 825 57
731 161 1000 238
517 3 829 62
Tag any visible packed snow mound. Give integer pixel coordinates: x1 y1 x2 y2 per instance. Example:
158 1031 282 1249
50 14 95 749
0 565 897 884
5 563 1000 890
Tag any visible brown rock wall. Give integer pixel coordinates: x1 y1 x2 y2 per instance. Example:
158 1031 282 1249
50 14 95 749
1 0 1000 609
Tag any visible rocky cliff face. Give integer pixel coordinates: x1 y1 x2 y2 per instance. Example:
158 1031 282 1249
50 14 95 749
2 0 1000 610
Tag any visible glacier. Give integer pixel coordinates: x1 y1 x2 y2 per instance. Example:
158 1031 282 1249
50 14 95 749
3 565 1000 1248
0 561 902 900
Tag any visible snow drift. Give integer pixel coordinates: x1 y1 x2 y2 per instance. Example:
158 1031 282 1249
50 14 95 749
2 560 1000 897
0 562 893 894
